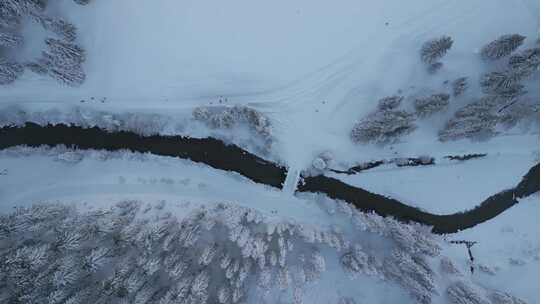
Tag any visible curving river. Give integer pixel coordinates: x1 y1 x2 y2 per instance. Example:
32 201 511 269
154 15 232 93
1 123 538 234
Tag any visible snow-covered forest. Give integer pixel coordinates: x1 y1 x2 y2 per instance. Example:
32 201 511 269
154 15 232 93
1 0 540 303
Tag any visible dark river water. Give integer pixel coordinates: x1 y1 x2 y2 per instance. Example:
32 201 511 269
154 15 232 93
1 123 538 234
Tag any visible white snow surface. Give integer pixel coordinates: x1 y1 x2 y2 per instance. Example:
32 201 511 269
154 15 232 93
2 1 540 303
447 194 540 303
2 0 540 167
328 151 538 214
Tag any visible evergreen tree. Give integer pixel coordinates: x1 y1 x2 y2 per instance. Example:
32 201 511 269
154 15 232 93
351 109 417 144
41 38 86 86
0 58 23 85
377 95 403 111
414 93 450 118
452 77 468 97
0 32 23 48
38 16 77 42
481 34 526 60
420 36 453 64
480 70 526 97
509 46 540 77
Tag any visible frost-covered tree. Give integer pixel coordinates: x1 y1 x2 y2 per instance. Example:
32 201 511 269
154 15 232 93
420 36 453 64
38 16 77 42
414 93 450 118
509 46 540 77
489 291 527 304
452 77 468 97
438 95 534 141
0 58 23 84
446 281 490 304
439 96 502 141
351 109 416 144
192 105 274 150
0 198 527 304
0 0 46 28
0 32 23 48
383 250 436 304
481 34 526 60
34 38 86 86
377 95 403 111
480 70 526 97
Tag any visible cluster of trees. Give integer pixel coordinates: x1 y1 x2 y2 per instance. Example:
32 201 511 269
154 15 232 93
351 33 539 145
0 201 334 304
0 0 89 86
0 105 174 136
0 197 527 304
193 105 274 149
439 34 539 141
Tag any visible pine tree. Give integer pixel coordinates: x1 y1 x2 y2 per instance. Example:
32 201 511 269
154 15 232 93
41 38 86 86
351 109 416 144
0 32 23 48
446 281 489 304
0 58 23 85
481 34 526 60
414 93 450 118
377 95 403 111
452 77 468 97
509 46 540 77
420 36 453 64
38 16 77 42
480 70 526 97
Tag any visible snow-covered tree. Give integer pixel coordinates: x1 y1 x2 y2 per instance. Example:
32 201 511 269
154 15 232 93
446 281 490 304
481 34 526 60
377 95 403 111
439 88 536 142
509 46 540 77
452 77 468 97
489 291 527 304
38 16 77 42
0 58 23 85
0 32 23 48
351 109 416 144
414 93 450 118
383 250 436 304
480 70 526 97
37 38 86 86
420 35 453 64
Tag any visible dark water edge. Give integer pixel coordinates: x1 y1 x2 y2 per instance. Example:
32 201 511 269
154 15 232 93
299 163 540 234
1 123 539 234
0 123 287 188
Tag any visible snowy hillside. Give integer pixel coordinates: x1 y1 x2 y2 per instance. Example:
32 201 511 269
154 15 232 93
1 0 540 303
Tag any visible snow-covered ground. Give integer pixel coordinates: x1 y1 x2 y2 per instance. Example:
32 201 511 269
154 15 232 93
2 0 540 303
328 150 538 214
448 194 540 302
2 0 540 167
